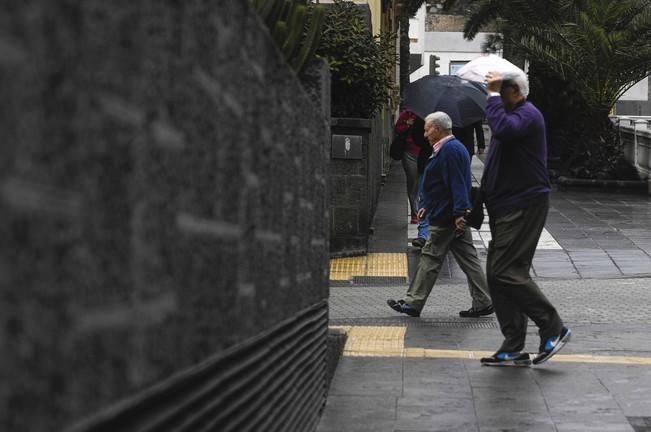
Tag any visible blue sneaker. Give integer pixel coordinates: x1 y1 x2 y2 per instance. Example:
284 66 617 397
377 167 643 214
480 351 532 367
533 327 572 365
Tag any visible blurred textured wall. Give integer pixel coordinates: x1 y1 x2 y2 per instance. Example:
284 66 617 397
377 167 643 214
0 1 330 430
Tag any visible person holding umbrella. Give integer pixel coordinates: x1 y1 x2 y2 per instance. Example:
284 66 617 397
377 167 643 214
478 68 571 367
453 120 485 157
402 75 488 247
387 111 492 319
402 75 487 129
394 110 428 225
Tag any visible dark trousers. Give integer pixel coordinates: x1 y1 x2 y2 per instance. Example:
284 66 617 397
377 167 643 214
486 199 563 353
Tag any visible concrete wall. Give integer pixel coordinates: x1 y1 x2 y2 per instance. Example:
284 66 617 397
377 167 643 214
410 11 488 81
617 78 651 116
409 4 427 54
0 1 330 431
619 122 651 179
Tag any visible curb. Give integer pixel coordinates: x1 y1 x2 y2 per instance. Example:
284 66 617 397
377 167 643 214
325 327 347 396
557 176 649 193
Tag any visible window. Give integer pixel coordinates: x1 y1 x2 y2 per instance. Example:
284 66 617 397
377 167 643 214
449 61 468 76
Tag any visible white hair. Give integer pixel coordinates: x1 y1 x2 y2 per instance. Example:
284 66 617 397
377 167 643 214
424 111 452 130
503 70 529 98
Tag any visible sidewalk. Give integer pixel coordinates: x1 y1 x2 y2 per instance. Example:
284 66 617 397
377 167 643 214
320 158 651 432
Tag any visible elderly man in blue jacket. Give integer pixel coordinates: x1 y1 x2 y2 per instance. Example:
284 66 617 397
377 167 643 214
387 111 492 319
479 70 571 367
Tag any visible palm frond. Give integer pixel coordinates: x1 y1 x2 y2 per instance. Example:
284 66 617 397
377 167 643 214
463 0 502 39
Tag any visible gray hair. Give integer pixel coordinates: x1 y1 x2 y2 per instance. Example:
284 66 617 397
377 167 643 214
503 70 529 98
424 111 453 130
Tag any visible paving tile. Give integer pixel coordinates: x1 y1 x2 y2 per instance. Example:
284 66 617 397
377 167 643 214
532 250 579 278
480 426 556 432
627 415 651 431
395 428 477 432
467 367 538 391
396 396 476 431
327 357 403 396
402 358 473 398
555 422 634 432
607 250 651 275
557 239 601 250
589 365 651 417
316 395 396 432
401 381 474 399
566 249 622 277
595 240 639 249
321 158 651 432
476 416 556 431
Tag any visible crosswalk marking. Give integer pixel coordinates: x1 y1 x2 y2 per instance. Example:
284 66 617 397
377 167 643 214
408 221 563 250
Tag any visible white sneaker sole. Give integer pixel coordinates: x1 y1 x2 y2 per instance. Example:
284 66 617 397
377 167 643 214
481 354 532 367
482 359 532 367
533 328 572 365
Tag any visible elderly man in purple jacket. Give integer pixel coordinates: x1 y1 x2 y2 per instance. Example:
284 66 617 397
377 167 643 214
479 70 571 367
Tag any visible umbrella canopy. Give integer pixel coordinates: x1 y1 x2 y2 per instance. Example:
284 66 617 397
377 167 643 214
457 54 526 83
403 75 487 127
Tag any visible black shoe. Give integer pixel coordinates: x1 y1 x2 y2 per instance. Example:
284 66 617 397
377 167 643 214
459 305 494 318
480 351 531 367
411 238 426 248
533 327 572 365
387 299 420 317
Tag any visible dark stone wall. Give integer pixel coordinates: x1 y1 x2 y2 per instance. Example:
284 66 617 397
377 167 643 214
0 1 329 431
329 114 390 256
329 118 372 255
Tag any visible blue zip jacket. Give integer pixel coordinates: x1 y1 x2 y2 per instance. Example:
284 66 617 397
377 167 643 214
481 97 550 216
418 137 472 225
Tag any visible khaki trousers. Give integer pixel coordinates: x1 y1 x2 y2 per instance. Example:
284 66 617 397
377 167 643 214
405 224 491 312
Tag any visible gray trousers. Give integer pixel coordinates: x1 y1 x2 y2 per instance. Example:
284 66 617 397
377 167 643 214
402 152 419 216
486 199 563 353
405 225 491 312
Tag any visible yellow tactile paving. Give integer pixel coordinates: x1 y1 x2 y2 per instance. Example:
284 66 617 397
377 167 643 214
329 253 408 281
329 255 367 281
332 325 651 366
367 253 407 277
331 326 406 356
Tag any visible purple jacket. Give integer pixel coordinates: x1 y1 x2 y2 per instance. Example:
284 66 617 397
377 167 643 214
481 96 550 216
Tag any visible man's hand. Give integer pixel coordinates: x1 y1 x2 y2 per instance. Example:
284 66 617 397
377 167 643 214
485 70 504 93
454 215 466 236
417 208 426 220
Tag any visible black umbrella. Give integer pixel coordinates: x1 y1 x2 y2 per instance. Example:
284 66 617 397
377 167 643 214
403 75 487 127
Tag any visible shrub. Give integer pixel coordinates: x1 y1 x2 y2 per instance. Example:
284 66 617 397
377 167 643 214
316 0 396 118
253 0 325 76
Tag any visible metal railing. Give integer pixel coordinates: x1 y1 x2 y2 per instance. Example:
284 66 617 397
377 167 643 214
610 115 651 169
